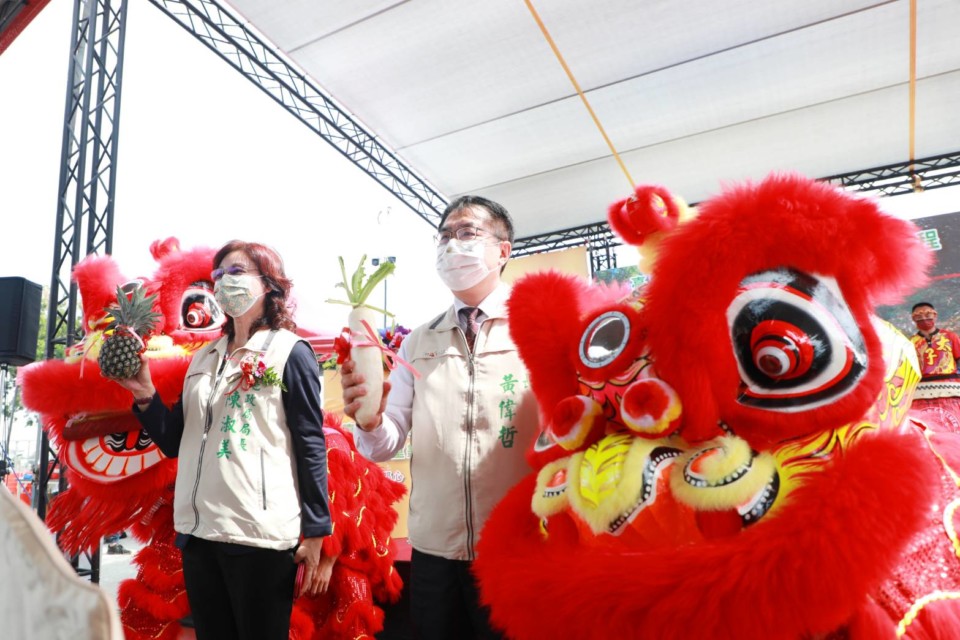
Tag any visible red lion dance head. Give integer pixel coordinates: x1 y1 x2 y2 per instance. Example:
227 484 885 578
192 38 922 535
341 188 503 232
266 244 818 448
474 174 960 639
20 238 221 548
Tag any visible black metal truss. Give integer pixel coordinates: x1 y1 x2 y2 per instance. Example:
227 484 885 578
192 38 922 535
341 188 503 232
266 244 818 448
590 243 617 274
36 0 128 583
822 151 960 196
143 0 448 227
513 151 960 260
513 221 615 260
45 0 127 370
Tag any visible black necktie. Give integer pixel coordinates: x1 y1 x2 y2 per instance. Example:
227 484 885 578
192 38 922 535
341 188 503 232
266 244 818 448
460 306 480 352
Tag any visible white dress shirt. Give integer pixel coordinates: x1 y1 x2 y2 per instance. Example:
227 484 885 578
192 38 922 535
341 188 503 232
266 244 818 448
354 283 508 461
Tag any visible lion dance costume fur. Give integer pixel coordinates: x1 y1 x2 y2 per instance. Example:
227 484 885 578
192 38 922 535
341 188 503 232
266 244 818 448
18 238 405 639
473 175 960 638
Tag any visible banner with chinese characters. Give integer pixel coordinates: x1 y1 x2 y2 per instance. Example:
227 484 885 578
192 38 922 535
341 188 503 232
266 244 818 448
876 210 960 336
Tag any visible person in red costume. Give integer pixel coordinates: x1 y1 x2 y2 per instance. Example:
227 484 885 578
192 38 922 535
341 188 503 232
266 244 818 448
909 301 960 425
910 302 960 378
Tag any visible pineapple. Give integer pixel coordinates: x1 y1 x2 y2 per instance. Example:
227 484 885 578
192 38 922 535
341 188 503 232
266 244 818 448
98 286 162 380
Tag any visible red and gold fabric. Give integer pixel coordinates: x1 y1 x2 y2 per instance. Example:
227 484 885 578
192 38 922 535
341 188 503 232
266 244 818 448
911 329 960 379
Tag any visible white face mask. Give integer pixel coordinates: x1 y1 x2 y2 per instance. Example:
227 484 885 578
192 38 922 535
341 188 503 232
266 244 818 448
436 239 495 291
214 274 264 318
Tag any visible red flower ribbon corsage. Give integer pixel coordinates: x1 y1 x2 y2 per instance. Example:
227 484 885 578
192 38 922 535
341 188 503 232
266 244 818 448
224 353 286 396
336 320 420 379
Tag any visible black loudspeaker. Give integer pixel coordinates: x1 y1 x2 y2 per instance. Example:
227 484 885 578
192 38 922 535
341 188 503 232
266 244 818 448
0 277 43 366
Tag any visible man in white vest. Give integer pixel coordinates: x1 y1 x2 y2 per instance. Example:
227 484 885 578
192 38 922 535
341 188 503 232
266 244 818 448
341 195 538 639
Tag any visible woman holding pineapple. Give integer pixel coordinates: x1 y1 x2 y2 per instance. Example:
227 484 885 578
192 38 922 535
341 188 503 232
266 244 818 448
113 240 332 640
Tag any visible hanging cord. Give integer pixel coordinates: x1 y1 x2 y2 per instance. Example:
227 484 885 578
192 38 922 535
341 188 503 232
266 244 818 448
523 0 635 189
909 0 922 191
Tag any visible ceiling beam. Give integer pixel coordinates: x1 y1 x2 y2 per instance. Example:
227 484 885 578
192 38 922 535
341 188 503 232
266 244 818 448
144 0 449 227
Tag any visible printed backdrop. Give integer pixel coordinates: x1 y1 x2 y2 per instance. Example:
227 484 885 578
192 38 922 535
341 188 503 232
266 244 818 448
598 210 960 341
877 210 960 337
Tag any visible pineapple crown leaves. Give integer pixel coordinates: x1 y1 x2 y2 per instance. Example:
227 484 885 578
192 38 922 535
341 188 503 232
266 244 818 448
325 255 396 316
103 285 163 337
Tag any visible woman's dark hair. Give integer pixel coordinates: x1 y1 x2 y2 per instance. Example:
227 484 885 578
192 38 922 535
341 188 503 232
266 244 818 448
213 240 296 340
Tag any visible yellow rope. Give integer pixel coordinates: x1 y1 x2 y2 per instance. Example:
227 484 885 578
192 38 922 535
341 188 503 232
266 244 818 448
523 0 635 189
909 0 920 190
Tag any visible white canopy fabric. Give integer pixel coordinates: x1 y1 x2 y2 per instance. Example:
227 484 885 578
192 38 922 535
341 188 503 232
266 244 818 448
224 0 960 238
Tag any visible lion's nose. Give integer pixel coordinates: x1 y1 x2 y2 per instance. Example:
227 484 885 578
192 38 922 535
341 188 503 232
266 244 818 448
548 396 606 451
620 378 682 438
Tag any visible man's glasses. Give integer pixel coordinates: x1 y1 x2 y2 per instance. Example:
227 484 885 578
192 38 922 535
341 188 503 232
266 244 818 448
211 265 258 281
434 226 503 246
912 312 936 321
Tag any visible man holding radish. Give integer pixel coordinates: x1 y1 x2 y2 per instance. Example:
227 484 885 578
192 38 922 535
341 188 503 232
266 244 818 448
341 195 538 639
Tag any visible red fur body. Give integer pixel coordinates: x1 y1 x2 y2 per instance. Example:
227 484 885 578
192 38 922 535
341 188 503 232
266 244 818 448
479 428 936 639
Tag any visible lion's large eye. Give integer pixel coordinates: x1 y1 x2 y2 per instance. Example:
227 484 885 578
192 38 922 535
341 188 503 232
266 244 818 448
180 282 225 332
579 311 630 369
726 268 867 412
748 319 815 380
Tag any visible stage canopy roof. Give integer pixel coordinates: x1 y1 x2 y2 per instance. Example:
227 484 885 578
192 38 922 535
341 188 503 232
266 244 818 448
223 0 960 238
15 0 957 241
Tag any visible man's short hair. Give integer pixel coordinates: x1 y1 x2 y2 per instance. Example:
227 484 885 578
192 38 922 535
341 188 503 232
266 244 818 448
439 195 515 244
912 302 936 312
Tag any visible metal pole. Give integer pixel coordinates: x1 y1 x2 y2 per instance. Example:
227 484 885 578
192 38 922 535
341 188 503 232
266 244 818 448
386 256 396 329
0 364 8 481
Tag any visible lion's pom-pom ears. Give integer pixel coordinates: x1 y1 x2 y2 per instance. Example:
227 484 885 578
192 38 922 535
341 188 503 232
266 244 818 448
150 237 182 261
607 185 695 273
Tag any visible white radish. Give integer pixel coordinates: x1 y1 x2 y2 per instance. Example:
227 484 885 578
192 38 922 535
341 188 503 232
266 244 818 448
327 255 396 427
348 305 384 426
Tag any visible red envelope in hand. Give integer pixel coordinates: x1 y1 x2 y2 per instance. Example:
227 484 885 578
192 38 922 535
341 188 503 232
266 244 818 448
294 562 306 599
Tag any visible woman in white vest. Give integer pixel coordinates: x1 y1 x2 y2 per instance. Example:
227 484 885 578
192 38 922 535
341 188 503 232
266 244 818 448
116 240 332 640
